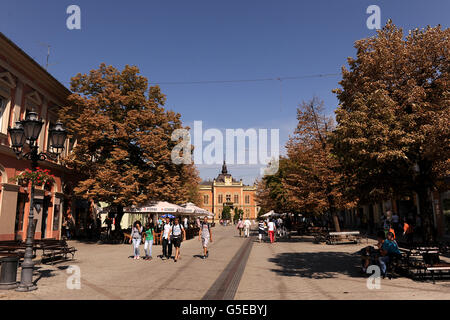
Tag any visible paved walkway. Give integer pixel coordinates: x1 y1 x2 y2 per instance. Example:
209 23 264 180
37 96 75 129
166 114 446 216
1 225 449 300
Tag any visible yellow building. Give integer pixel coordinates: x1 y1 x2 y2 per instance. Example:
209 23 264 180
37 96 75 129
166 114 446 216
198 162 259 221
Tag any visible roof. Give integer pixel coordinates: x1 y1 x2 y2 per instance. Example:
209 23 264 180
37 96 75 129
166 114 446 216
0 32 71 102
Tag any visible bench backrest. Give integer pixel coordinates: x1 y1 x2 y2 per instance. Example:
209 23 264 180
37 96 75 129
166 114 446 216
329 231 360 236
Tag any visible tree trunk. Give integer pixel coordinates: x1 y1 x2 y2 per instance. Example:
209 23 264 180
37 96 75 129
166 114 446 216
115 205 124 231
417 188 434 243
331 212 341 232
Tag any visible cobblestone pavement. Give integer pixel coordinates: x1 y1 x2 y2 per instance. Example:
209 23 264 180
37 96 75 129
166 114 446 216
1 225 449 300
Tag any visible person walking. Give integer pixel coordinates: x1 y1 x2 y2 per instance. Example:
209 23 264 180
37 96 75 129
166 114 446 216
130 221 143 260
161 218 173 260
392 212 400 236
143 221 155 260
169 218 186 262
268 218 276 243
243 218 251 238
403 219 414 246
258 219 266 243
184 217 188 229
237 219 244 237
276 217 283 237
199 216 213 259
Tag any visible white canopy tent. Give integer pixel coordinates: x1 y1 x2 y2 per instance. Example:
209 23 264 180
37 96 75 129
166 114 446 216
260 210 275 218
180 202 214 217
121 201 184 228
260 210 285 218
124 201 183 213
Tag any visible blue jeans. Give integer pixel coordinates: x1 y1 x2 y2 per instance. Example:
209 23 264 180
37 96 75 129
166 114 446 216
132 238 141 257
144 239 153 257
378 256 390 274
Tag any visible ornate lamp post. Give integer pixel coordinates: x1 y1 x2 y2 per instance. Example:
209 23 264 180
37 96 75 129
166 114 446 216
8 111 67 292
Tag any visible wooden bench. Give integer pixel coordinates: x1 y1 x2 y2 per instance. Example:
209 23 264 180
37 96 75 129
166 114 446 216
123 232 132 244
326 231 361 245
153 232 161 245
312 228 328 243
402 246 450 283
37 239 77 264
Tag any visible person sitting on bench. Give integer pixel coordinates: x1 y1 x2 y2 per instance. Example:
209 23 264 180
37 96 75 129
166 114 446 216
378 232 401 278
360 231 385 273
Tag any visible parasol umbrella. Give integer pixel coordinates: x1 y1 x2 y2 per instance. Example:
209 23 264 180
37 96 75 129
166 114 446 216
124 201 183 213
179 202 214 217
260 210 275 218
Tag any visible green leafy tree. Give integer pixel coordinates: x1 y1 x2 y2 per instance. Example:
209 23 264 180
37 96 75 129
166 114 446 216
222 206 232 221
233 208 243 222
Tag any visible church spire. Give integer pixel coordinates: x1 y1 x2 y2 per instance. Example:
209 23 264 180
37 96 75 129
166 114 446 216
221 160 228 174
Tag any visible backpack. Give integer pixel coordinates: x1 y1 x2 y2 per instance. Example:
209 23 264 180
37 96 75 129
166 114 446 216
171 224 184 239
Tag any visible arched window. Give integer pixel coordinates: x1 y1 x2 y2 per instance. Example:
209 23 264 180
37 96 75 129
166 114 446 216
245 195 250 204
218 194 223 204
234 194 239 204
203 194 209 205
226 194 231 202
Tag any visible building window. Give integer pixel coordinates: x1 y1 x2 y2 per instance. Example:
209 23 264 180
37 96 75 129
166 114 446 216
245 195 250 204
245 209 250 218
226 194 231 202
218 194 223 204
0 96 7 133
203 195 209 205
234 194 239 204
15 194 27 235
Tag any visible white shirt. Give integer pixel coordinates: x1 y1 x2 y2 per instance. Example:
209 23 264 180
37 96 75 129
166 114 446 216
162 223 172 239
268 221 275 231
244 220 251 228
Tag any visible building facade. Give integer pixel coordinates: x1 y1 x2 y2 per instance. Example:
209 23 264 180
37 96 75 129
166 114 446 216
341 188 450 239
198 162 259 221
0 32 78 241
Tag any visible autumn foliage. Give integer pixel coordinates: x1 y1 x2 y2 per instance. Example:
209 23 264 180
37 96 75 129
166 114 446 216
332 21 449 239
59 64 200 227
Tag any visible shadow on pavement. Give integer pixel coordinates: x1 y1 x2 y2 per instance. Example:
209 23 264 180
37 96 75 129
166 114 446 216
269 251 363 279
272 236 316 243
32 267 56 285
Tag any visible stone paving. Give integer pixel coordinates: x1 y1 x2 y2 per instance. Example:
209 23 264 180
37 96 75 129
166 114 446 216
1 225 449 300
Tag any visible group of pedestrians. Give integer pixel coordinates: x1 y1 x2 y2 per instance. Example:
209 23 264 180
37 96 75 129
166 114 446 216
236 218 252 237
380 211 420 245
129 216 212 262
129 220 157 260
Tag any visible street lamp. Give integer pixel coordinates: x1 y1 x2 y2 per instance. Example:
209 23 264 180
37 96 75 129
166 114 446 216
8 111 67 292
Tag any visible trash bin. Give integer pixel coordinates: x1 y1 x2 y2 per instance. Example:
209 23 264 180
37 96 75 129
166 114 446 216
0 256 19 290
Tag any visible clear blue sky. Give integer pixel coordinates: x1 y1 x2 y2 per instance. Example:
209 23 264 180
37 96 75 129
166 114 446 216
2 0 448 184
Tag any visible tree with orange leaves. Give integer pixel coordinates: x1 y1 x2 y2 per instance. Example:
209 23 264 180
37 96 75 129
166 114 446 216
332 21 449 241
59 64 200 230
283 97 355 232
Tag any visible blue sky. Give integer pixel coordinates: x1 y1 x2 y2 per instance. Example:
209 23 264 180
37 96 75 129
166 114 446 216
2 0 448 184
